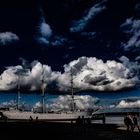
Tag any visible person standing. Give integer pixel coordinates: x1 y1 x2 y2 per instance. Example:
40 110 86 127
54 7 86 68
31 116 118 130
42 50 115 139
133 115 140 132
124 113 133 132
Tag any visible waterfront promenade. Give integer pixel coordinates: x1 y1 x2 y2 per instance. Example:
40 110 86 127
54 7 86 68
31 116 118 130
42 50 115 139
0 120 140 139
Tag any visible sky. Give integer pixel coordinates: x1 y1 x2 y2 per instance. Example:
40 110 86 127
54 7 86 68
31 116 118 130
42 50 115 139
0 0 140 94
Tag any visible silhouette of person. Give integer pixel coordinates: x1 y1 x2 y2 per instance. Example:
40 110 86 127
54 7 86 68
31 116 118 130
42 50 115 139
133 115 140 132
124 113 133 132
102 114 106 124
128 115 134 132
87 117 91 125
82 116 85 125
29 116 33 122
76 116 81 125
36 116 38 121
124 114 129 131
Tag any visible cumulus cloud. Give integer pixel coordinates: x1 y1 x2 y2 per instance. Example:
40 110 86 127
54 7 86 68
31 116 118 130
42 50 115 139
119 56 140 78
1 95 98 111
0 65 23 90
0 56 139 92
46 95 99 111
28 61 59 91
0 61 60 91
70 0 106 32
0 32 19 46
58 56 139 92
121 18 140 51
116 100 140 108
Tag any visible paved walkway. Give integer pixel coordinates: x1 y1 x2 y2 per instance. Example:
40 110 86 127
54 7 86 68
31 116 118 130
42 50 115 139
117 125 140 132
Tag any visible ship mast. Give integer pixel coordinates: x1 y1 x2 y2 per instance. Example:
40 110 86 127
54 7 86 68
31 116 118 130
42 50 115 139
41 66 45 113
17 75 20 110
70 68 75 112
15 68 28 111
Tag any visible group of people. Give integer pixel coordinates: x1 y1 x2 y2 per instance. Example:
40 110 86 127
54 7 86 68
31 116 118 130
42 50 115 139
124 113 140 132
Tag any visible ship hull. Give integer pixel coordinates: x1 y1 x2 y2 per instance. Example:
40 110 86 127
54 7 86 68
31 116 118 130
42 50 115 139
1 110 87 121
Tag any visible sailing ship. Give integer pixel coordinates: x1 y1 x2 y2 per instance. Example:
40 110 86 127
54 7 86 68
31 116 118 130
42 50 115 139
1 67 88 121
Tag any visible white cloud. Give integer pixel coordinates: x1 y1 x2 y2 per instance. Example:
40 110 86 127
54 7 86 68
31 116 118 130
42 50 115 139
119 56 140 78
57 56 139 92
35 7 52 45
37 37 50 45
0 61 60 91
40 21 52 38
116 100 140 108
0 56 139 92
48 95 99 111
70 0 106 32
36 17 67 47
51 36 68 46
0 65 23 90
0 100 17 108
0 32 19 46
121 18 140 50
35 7 69 47
38 6 52 38
36 34 68 46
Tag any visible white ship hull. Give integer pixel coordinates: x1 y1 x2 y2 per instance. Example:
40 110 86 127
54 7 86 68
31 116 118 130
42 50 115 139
2 110 87 121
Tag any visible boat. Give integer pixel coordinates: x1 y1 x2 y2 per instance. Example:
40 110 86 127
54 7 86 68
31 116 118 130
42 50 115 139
0 67 88 122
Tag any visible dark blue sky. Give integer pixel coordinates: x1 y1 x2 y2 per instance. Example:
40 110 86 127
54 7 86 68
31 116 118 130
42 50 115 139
0 0 140 93
0 0 139 72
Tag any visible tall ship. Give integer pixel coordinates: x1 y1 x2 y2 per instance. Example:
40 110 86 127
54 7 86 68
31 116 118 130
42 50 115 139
0 67 88 122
